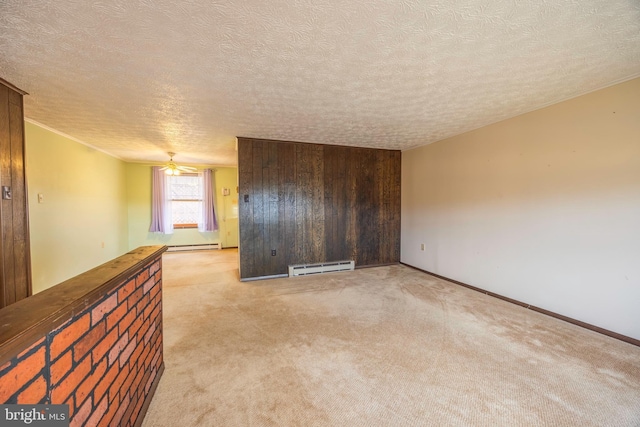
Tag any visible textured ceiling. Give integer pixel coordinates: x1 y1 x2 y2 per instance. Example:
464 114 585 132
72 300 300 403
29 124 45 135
1 0 639 166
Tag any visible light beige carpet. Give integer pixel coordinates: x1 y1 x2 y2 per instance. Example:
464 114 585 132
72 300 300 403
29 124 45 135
142 250 640 426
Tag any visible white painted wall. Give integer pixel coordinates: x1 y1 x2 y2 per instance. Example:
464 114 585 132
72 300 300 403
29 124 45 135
401 78 640 340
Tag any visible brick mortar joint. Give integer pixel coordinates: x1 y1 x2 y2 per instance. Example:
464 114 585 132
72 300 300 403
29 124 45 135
1 252 165 411
0 248 166 366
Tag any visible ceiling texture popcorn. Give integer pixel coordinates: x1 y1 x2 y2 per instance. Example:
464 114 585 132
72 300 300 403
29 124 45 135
1 0 639 166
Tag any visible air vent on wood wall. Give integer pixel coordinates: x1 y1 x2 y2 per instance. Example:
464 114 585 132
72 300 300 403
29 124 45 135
166 243 221 252
288 260 355 277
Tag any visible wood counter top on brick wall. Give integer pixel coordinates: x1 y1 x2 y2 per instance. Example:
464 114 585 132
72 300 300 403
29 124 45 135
0 245 167 366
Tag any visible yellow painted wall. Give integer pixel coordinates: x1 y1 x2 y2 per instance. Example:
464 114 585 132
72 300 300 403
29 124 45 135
126 163 238 249
401 78 640 340
25 121 239 292
25 122 129 293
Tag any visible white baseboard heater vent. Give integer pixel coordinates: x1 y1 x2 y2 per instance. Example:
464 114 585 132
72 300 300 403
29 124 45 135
167 243 221 252
288 260 355 277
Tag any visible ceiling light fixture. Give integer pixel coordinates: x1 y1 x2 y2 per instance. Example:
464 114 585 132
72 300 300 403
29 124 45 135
160 152 197 175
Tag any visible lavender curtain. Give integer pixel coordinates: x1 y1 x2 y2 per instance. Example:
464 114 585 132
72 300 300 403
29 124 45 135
149 166 173 234
198 169 218 232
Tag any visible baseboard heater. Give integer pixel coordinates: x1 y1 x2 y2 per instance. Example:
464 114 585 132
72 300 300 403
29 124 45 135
288 260 355 277
166 243 221 252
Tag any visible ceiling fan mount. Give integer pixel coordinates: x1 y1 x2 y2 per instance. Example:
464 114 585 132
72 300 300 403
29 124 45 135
160 152 197 175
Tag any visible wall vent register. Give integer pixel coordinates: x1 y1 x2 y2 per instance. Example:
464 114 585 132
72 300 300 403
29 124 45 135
288 260 355 277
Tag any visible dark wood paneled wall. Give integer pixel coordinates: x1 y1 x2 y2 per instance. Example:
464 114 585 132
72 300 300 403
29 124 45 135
238 137 400 280
0 79 31 307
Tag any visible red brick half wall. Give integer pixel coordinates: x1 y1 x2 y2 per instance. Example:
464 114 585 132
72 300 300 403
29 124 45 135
0 245 167 427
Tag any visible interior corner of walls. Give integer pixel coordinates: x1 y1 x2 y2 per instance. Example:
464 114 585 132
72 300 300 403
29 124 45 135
126 165 239 250
399 79 640 339
25 122 129 293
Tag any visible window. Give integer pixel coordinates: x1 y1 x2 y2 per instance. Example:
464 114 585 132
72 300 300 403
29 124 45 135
169 174 202 228
150 166 217 234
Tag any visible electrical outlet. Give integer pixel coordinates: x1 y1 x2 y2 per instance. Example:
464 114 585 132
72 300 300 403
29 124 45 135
2 186 12 200
271 249 276 256
420 243 425 251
